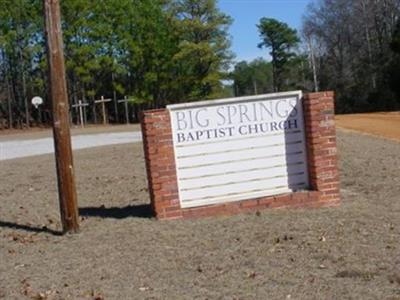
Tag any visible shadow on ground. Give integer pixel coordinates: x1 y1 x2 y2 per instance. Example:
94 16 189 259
0 204 153 236
0 220 62 235
79 204 152 219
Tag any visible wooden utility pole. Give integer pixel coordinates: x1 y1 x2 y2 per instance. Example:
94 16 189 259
43 0 79 233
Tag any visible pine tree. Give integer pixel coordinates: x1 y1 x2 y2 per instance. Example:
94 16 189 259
257 18 300 92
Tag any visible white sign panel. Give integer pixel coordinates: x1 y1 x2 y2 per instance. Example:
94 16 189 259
167 91 309 208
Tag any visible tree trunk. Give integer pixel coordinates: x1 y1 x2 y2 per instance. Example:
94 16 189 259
253 79 258 95
5 67 14 129
112 72 119 123
307 37 319 92
362 0 377 89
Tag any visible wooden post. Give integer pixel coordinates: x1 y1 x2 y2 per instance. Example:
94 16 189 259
91 95 97 124
117 96 130 124
83 102 87 124
44 0 79 233
71 100 89 128
94 96 111 125
78 100 84 128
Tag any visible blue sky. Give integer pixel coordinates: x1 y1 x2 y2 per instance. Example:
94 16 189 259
218 0 310 63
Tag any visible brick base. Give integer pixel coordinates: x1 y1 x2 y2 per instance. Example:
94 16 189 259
140 92 340 220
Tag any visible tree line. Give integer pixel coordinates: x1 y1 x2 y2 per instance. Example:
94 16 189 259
1 0 400 129
0 0 232 128
233 0 400 114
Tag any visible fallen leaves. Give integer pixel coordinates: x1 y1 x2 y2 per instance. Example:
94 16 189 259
335 270 378 281
21 283 59 299
138 286 152 292
31 290 57 300
274 234 294 244
7 233 37 244
14 264 28 270
81 289 105 299
318 230 327 242
388 274 400 285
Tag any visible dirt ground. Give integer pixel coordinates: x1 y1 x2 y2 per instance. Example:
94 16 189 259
336 112 400 142
1 129 400 299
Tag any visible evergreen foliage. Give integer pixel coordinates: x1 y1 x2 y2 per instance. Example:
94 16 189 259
0 0 232 127
1 0 399 128
257 18 300 92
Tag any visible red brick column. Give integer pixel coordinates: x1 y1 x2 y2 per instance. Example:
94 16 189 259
141 91 340 220
303 91 341 205
140 109 181 220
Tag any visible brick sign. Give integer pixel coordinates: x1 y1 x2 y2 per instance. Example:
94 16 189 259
141 91 340 220
168 91 309 208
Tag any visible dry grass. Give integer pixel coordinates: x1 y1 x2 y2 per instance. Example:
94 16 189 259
0 130 399 299
336 112 400 142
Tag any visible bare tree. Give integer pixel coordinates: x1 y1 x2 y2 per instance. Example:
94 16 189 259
302 0 400 112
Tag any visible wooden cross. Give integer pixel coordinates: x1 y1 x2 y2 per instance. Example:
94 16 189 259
117 96 130 124
94 96 111 125
71 100 89 128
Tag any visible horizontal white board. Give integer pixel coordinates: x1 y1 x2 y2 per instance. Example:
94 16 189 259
180 164 306 189
177 143 305 168
178 152 305 179
168 91 309 208
175 130 303 158
180 174 307 204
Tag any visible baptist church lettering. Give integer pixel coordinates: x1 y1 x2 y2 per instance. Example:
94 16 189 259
173 98 299 143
